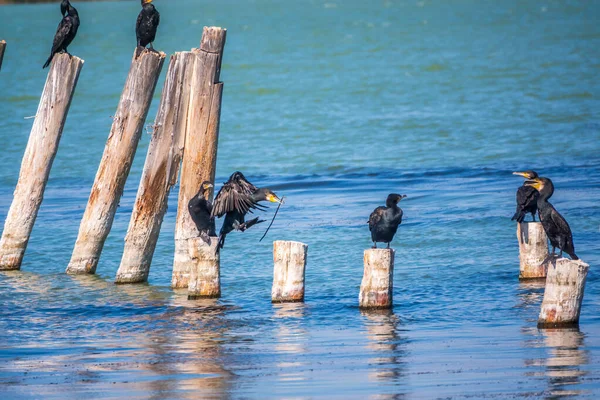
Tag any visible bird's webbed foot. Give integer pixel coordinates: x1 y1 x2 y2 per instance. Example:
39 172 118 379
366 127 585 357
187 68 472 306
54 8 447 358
386 243 390 249
372 243 377 249
148 43 159 54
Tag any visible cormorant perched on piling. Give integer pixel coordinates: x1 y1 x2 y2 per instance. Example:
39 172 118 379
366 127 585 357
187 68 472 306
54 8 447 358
136 0 160 58
368 194 406 249
188 181 216 245
511 170 540 223
524 177 578 260
211 172 281 250
43 0 79 69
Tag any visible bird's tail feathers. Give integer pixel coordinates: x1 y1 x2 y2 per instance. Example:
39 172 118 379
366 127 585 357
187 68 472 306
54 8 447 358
511 210 525 223
43 54 53 69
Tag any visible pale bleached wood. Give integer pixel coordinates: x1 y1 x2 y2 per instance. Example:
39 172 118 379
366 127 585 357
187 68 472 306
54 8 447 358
188 237 220 299
115 52 195 284
0 40 6 71
517 222 549 280
359 248 394 309
0 53 83 270
66 50 165 275
172 27 226 288
538 258 589 328
272 241 308 303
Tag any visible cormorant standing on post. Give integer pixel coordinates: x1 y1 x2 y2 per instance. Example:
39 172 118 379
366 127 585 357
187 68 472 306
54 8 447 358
43 0 79 69
188 181 216 245
211 172 281 250
136 0 160 58
511 170 540 223
524 177 578 260
368 194 406 249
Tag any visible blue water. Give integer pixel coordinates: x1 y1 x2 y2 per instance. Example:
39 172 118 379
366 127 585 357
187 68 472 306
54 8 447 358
1 0 600 398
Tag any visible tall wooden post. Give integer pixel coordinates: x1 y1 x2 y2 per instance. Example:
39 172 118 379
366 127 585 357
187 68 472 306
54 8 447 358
187 237 221 299
172 27 226 288
66 50 165 275
0 54 83 270
538 258 589 328
0 40 6 71
359 248 394 309
517 222 549 279
272 241 308 303
115 52 195 284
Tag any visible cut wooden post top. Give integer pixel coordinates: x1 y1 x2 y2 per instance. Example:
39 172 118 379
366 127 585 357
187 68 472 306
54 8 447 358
200 27 227 53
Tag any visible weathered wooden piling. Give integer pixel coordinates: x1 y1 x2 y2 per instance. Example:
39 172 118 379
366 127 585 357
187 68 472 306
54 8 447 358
187 237 221 299
272 241 308 303
538 258 589 328
0 54 83 270
115 52 195 284
66 50 165 275
0 40 6 71
172 27 226 288
517 222 549 280
359 248 394 309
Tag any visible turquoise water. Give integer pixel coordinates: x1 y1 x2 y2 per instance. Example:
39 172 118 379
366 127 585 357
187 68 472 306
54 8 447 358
1 0 600 398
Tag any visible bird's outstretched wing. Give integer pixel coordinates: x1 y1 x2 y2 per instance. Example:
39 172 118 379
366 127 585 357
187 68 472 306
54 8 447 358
368 207 385 231
211 183 257 218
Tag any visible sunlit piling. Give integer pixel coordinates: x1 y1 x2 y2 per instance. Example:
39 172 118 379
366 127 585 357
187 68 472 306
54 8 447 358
271 241 308 303
0 54 83 270
538 257 589 328
66 50 165 275
115 52 195 284
0 40 6 71
517 222 549 280
172 27 226 288
187 237 221 299
359 248 394 309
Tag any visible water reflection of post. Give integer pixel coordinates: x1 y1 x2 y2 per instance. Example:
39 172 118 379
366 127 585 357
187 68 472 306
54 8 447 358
273 303 308 383
542 328 589 397
361 309 405 385
148 296 234 398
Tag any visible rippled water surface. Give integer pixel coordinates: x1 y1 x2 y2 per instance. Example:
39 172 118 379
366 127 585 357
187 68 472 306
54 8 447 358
1 0 600 398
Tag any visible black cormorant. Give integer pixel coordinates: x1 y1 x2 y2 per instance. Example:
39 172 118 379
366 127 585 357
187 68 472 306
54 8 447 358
136 0 160 57
511 170 539 223
368 194 406 249
524 177 578 260
211 171 281 250
188 181 216 245
43 0 79 69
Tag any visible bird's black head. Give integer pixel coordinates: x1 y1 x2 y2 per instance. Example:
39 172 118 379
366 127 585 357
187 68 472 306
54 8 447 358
524 177 554 199
254 188 282 203
61 0 69 16
512 170 539 180
386 193 406 207
198 181 213 195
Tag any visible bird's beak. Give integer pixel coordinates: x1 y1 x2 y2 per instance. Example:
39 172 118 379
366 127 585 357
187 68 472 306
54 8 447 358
203 183 214 190
267 193 282 203
513 171 530 178
524 178 542 190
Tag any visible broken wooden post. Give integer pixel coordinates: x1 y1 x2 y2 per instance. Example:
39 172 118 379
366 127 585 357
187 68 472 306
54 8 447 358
538 258 589 328
359 248 394 309
517 222 549 280
0 40 6 71
115 52 195 284
66 50 165 275
172 27 226 288
272 241 308 303
0 54 83 270
187 237 220 299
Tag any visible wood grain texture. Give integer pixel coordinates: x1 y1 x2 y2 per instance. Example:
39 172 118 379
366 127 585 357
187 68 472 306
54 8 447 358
0 40 6 71
0 53 83 270
272 241 308 303
359 248 395 309
115 52 194 284
517 222 550 280
187 237 221 299
66 50 165 275
172 27 226 288
538 257 589 328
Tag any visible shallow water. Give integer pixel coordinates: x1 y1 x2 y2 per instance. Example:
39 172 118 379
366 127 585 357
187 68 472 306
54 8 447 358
1 0 600 398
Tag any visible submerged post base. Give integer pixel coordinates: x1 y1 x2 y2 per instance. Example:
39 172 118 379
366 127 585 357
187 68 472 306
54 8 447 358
187 237 220 299
271 241 308 303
